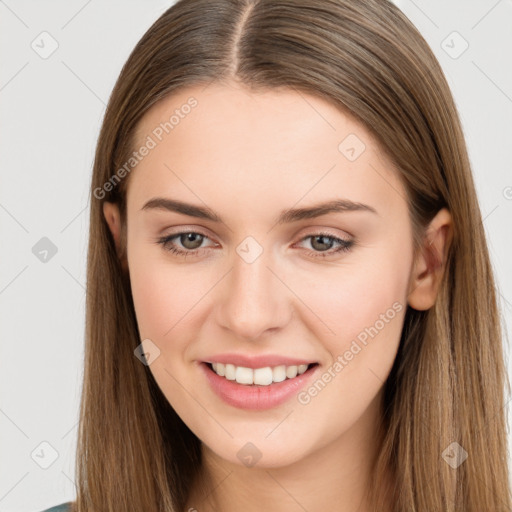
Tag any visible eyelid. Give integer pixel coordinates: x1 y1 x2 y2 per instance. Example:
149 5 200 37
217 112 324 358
156 226 355 261
160 226 217 242
292 230 354 254
295 225 353 240
287 224 354 253
159 226 352 246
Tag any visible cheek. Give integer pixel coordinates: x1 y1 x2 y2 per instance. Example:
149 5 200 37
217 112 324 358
293 251 410 346
127 239 222 373
129 256 205 341
290 260 408 438
287 245 411 413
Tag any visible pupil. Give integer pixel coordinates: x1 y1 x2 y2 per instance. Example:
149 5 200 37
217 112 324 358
182 233 203 249
312 235 332 251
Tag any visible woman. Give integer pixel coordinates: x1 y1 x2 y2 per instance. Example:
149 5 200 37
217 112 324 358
42 0 511 510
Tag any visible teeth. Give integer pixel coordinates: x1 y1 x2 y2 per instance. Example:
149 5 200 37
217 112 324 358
214 362 225 376
225 363 236 380
286 365 298 378
210 362 312 386
236 366 254 385
272 365 286 383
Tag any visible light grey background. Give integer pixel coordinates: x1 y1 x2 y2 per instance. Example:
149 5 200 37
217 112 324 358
1 1 511 510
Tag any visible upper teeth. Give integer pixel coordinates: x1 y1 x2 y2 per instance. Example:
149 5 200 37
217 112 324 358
211 363 310 386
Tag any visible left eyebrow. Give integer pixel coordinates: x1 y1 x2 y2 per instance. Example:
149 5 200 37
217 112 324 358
140 197 378 224
141 198 222 222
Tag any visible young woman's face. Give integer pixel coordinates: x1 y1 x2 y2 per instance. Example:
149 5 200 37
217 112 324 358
123 81 414 469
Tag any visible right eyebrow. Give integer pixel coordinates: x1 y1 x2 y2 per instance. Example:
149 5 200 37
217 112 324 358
141 198 222 221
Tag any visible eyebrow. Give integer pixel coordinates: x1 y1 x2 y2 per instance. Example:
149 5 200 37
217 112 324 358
141 197 378 224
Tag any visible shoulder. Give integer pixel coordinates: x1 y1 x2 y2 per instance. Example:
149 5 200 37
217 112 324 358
39 502 74 512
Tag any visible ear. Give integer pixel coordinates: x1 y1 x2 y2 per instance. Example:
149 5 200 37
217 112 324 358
408 207 453 311
103 201 128 272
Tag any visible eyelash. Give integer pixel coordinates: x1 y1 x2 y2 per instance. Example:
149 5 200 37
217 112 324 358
155 230 354 259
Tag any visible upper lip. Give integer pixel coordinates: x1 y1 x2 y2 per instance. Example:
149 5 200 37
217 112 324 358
203 353 317 369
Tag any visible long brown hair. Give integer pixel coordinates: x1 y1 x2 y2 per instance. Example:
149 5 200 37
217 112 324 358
75 0 511 510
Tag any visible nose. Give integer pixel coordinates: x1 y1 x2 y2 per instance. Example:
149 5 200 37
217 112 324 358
215 248 292 341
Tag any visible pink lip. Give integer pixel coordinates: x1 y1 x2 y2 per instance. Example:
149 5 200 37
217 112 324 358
199 361 319 410
203 353 316 369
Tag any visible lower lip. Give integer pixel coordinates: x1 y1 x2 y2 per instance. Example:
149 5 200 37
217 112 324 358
199 362 319 410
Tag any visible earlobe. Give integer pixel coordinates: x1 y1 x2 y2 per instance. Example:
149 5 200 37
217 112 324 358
103 201 121 246
103 201 127 269
407 208 453 311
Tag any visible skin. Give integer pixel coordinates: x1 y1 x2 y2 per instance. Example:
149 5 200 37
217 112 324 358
104 80 452 512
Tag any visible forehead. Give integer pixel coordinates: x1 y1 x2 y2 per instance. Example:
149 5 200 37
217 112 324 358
134 81 371 154
127 81 406 220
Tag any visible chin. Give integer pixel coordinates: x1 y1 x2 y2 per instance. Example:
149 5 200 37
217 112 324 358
200 431 315 471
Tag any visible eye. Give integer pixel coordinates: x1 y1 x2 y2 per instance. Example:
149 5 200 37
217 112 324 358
295 232 354 258
156 231 215 258
156 230 354 259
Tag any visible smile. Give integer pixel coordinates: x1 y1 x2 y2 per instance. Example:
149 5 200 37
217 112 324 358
201 361 320 410
209 362 312 386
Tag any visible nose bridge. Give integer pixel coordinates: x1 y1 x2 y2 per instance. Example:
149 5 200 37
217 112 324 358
216 242 289 340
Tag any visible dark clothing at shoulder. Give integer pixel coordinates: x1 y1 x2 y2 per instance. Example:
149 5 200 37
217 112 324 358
39 502 73 512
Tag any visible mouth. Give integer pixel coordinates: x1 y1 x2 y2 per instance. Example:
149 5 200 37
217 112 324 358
200 360 320 410
204 361 319 386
